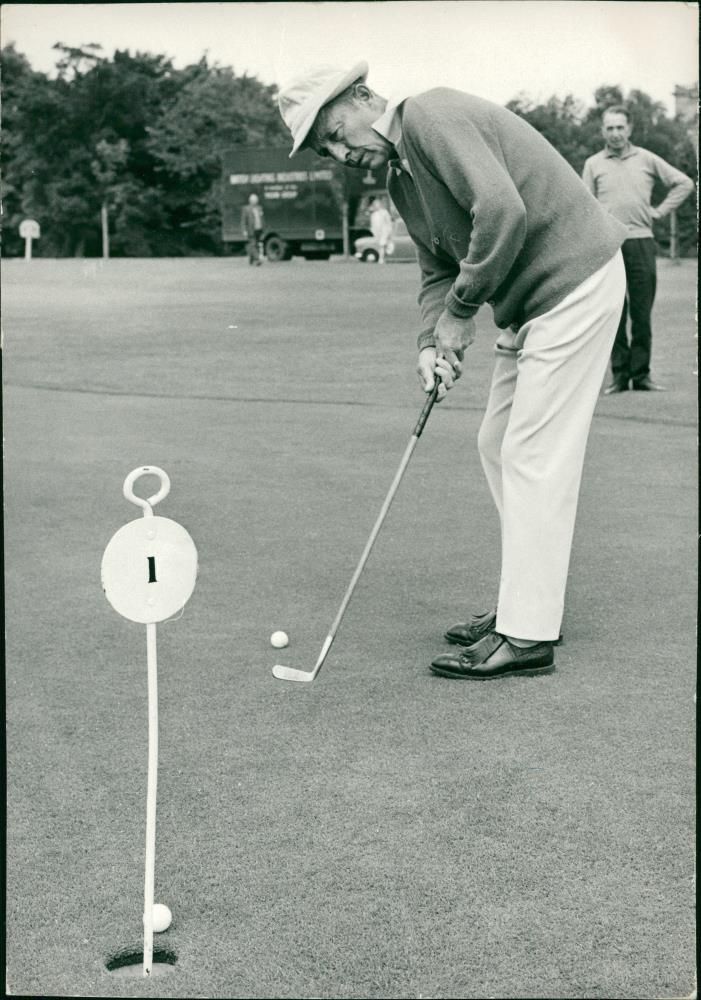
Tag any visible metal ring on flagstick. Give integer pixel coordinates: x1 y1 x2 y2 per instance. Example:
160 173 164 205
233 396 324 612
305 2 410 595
123 466 171 514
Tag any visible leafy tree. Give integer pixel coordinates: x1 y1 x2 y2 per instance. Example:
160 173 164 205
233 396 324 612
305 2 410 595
3 40 694 259
145 57 288 252
1 43 183 255
0 44 55 255
2 45 289 255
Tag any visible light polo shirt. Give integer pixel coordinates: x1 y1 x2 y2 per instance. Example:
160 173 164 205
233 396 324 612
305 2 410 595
372 94 413 176
582 144 694 239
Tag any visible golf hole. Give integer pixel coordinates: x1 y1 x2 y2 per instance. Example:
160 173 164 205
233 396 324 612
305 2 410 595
106 947 177 977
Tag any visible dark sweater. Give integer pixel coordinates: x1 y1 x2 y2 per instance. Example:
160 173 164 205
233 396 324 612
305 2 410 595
386 89 627 349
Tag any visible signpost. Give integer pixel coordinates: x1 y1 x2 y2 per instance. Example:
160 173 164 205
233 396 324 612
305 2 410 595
19 219 40 260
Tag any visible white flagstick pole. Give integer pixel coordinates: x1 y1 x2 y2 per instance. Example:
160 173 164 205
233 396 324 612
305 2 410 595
143 620 158 976
103 466 197 975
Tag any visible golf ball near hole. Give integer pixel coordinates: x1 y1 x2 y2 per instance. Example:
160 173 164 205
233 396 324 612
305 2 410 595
270 630 289 648
144 903 172 933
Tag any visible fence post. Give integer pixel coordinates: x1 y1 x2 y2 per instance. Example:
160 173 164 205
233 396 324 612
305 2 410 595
669 209 680 266
341 199 350 259
101 202 110 260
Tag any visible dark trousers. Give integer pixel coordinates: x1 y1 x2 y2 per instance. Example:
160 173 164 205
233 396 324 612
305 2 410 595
247 229 263 263
611 237 657 382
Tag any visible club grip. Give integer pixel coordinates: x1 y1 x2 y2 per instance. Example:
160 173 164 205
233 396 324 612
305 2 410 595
413 381 440 438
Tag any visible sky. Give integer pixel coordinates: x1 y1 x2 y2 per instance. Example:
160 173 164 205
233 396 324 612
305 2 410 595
2 1 698 114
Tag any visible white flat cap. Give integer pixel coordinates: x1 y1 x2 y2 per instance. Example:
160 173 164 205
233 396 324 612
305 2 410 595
278 61 369 157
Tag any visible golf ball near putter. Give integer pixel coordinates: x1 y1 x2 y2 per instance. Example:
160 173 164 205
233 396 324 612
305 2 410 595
144 903 172 933
270 630 289 649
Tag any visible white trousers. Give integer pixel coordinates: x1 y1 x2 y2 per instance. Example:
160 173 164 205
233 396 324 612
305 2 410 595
478 251 626 641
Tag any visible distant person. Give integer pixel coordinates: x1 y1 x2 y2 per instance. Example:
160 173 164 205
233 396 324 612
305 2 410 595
582 105 694 393
241 193 264 265
278 62 628 682
369 196 393 263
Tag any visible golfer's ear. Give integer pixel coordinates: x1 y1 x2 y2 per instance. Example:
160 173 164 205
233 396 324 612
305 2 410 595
353 83 372 103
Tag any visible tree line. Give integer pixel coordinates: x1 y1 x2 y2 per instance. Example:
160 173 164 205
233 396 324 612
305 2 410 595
1 43 697 257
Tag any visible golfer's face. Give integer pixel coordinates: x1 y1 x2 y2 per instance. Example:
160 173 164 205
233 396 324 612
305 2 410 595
602 113 632 151
317 102 393 169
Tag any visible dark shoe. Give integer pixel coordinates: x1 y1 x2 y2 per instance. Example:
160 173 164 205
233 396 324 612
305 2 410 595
632 376 666 391
444 609 497 646
604 379 629 394
445 609 563 647
431 631 555 680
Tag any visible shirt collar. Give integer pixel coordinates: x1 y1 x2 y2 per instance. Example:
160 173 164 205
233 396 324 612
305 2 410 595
604 143 639 160
372 92 413 176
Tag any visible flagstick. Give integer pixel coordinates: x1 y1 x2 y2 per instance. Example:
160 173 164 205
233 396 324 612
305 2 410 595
143 621 158 976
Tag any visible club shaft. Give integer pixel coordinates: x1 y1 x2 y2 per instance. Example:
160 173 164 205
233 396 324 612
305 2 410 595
325 434 419 644
313 385 440 677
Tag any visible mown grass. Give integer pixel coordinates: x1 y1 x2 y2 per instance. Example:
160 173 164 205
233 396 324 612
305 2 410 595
3 257 696 999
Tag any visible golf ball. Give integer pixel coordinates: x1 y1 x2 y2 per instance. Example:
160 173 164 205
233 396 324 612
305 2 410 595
144 903 172 933
270 630 289 649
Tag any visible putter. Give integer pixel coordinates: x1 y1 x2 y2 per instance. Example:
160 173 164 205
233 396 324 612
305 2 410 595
273 381 441 683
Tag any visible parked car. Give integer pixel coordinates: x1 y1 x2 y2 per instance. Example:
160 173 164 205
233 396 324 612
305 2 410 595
354 218 417 263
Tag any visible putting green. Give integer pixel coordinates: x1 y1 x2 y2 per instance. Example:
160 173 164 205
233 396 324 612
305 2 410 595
3 257 696 999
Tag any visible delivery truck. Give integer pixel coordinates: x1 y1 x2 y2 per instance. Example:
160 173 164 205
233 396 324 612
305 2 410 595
221 146 387 260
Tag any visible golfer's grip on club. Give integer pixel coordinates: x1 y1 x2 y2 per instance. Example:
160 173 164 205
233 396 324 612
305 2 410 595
413 380 441 437
419 313 474 402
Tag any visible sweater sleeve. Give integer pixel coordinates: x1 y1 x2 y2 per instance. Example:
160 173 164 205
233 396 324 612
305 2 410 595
404 99 527 320
415 241 459 351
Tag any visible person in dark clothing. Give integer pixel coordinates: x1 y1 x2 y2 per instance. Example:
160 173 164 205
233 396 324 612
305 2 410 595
582 105 694 392
241 193 265 265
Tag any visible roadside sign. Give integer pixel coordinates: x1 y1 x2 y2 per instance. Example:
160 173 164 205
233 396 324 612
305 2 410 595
19 219 40 259
19 219 40 238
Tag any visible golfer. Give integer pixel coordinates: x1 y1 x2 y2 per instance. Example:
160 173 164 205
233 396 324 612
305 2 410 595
278 63 627 680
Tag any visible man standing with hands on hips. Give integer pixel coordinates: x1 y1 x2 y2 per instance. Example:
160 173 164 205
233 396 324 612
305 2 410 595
583 105 694 393
278 62 628 680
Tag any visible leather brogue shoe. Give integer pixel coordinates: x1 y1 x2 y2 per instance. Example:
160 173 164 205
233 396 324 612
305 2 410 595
445 609 563 647
603 379 629 394
632 376 666 391
444 609 497 646
431 631 555 680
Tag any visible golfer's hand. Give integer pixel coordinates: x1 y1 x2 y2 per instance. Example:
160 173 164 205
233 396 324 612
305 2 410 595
417 314 475 400
434 311 476 362
417 347 460 401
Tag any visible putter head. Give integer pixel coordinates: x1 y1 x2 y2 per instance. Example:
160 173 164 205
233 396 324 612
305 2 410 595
272 664 317 683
